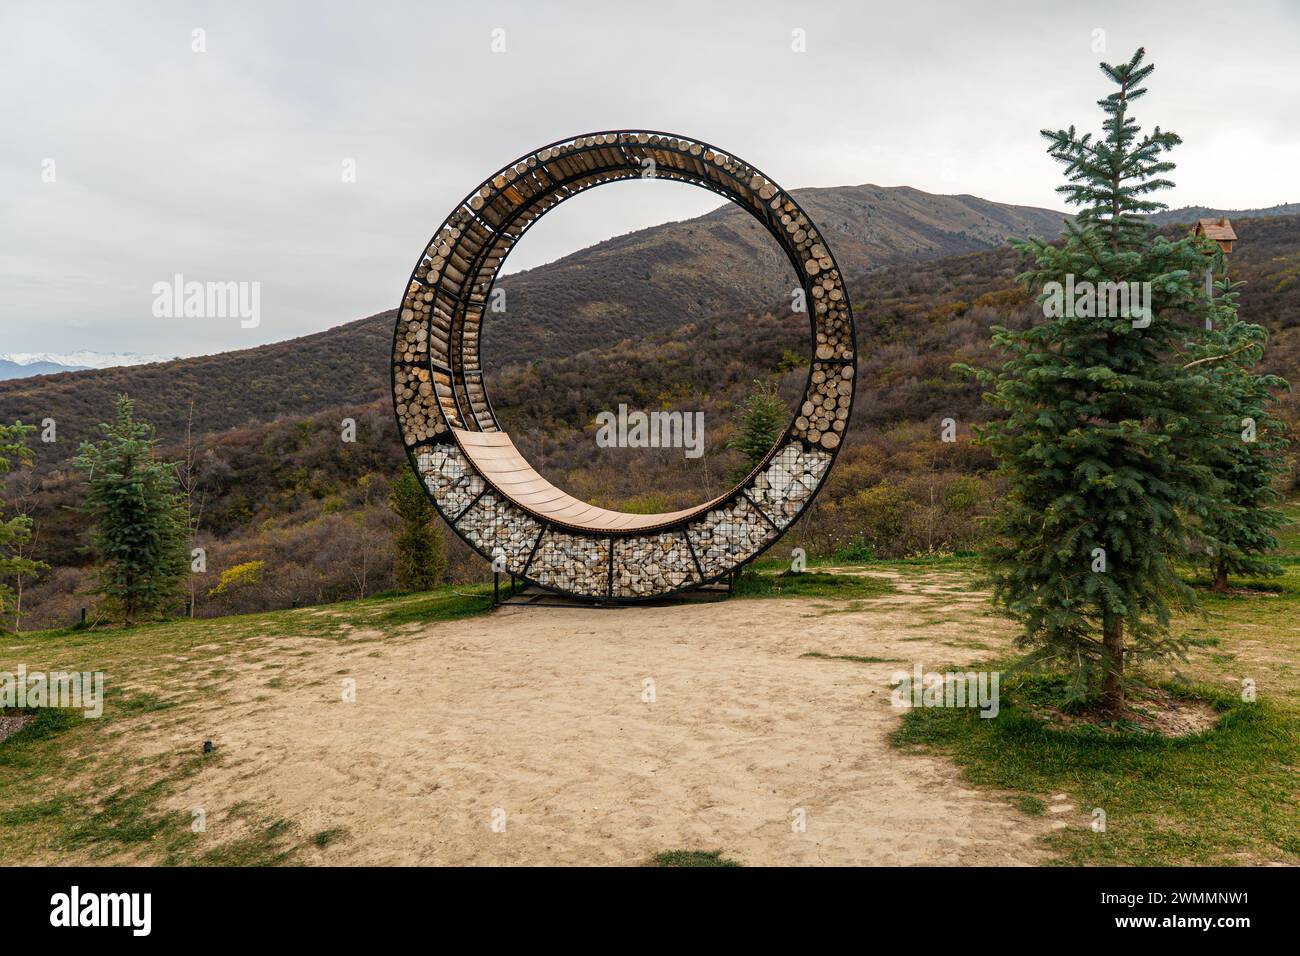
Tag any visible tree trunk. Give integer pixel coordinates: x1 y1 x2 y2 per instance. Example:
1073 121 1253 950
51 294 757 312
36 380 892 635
1101 615 1125 714
1213 561 1229 593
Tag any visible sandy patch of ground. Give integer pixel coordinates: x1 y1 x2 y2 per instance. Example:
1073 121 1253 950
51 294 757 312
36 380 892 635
98 571 1065 866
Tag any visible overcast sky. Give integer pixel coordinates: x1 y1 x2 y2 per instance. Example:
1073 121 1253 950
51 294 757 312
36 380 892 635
2 0 1297 360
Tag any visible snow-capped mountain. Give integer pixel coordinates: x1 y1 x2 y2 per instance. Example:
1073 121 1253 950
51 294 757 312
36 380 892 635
0 351 170 380
1 351 169 370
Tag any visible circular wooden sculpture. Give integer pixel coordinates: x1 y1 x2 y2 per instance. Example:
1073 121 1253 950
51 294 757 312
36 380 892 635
391 131 856 601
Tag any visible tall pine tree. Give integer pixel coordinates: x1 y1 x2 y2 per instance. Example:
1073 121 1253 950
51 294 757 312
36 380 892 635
74 396 189 625
961 49 1226 712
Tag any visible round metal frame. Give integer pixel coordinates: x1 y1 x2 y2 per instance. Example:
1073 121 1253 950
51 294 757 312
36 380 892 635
391 130 857 602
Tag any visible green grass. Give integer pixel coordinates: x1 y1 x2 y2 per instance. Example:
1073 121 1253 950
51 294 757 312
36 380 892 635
0 582 496 865
647 849 741 867
0 704 229 864
1013 795 1048 816
0 706 80 753
800 651 904 664
310 826 350 849
192 807 297 866
734 569 896 600
747 548 981 574
826 541 878 563
373 588 494 626
892 672 1299 865
0 700 301 865
875 552 982 570
1271 500 1300 554
879 497 1300 865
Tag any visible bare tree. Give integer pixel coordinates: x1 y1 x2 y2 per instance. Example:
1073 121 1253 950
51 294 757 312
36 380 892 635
177 401 207 618
5 462 44 633
348 474 378 599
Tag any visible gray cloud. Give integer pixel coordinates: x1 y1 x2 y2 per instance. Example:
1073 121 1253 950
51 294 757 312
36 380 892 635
2 0 1297 357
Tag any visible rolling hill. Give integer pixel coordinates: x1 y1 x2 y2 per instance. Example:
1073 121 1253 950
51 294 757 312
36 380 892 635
0 359 87 381
0 184 1064 451
0 351 168 381
489 184 1068 368
1148 202 1300 225
7 209 1299 630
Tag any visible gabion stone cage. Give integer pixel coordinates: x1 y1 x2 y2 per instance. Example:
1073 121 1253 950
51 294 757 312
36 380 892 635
391 130 857 601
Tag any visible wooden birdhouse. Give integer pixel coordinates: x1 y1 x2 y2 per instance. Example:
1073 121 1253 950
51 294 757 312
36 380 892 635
1194 216 1236 254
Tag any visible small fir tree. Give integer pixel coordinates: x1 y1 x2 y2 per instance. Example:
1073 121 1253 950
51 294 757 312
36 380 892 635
728 380 786 477
389 469 446 591
74 396 189 625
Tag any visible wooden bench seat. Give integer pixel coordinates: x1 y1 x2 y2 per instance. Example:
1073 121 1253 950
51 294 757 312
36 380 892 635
452 428 726 532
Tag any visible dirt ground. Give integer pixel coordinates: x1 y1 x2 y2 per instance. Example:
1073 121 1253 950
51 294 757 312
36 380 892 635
117 571 1069 865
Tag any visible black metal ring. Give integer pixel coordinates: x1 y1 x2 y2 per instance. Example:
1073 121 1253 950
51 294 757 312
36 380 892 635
390 131 857 602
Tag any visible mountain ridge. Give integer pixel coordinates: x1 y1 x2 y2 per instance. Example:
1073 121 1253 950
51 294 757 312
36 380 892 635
1148 202 1300 225
0 182 1066 443
1 359 89 381
8 211 1300 629
6 191 1294 444
0 351 174 381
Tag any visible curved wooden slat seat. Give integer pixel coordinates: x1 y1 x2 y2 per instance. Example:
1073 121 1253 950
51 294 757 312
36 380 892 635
451 428 727 532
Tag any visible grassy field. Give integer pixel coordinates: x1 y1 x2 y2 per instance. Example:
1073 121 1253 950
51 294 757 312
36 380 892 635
733 568 897 600
1 533 1296 866
892 504 1300 866
0 585 497 865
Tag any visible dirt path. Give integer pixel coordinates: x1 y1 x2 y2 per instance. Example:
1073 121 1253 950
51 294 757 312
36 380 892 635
122 571 1059 865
